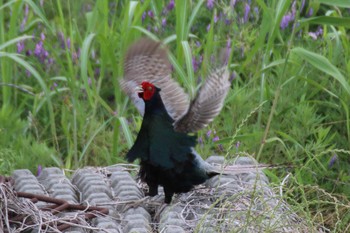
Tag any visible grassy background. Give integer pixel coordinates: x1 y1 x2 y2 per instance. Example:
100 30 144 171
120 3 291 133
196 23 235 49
1 0 350 231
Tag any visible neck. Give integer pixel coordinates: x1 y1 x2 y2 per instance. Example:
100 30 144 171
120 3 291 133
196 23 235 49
144 92 173 121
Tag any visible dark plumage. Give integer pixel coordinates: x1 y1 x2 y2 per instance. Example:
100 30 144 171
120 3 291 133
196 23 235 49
121 38 230 203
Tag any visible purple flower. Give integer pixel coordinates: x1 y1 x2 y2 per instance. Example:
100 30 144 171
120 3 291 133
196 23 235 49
192 55 203 72
167 0 175 11
300 0 305 12
21 4 29 31
17 41 25 53
307 8 313 17
162 18 167 27
34 41 43 57
206 130 212 138
308 32 317 40
254 7 259 16
43 50 49 58
58 31 66 48
50 82 58 91
280 1 297 30
48 58 54 65
198 137 203 145
207 0 214 10
195 41 201 47
72 48 80 62
66 38 71 49
212 136 219 142
25 69 31 77
308 26 323 40
280 13 294 30
147 25 152 32
206 23 211 32
198 55 203 64
236 141 240 149
142 12 147 22
291 1 297 15
229 72 236 82
316 27 323 36
37 165 42 176
214 13 219 23
24 3 29 15
244 3 251 23
95 68 100 77
40 32 45 41
230 0 237 8
26 49 32 56
328 153 338 168
148 10 154 18
57 33 71 50
32 36 52 64
224 37 232 64
192 57 199 72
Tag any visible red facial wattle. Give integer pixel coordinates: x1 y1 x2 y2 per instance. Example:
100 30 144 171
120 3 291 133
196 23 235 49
139 81 156 101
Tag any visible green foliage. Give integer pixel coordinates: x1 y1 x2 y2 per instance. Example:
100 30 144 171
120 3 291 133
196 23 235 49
0 106 59 175
1 0 350 230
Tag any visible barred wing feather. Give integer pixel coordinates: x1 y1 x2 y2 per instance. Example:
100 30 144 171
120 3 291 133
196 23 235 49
121 38 190 121
174 67 230 133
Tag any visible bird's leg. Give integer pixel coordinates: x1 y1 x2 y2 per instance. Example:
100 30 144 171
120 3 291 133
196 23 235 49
147 183 159 196
163 186 174 204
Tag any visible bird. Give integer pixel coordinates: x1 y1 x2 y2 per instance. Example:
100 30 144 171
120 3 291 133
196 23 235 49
120 38 231 203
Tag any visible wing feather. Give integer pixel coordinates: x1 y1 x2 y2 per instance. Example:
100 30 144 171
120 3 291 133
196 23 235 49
121 38 190 120
174 67 230 133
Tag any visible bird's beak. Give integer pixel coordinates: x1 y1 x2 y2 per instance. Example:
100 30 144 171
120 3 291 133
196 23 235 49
135 85 143 93
136 85 143 98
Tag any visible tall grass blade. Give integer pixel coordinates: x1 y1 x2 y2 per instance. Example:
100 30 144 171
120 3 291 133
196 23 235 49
185 0 205 37
119 117 134 149
0 36 33 51
168 52 187 86
80 33 96 106
0 0 17 11
132 26 159 41
0 52 58 148
319 0 350 8
181 41 195 97
79 117 115 163
292 47 350 96
24 0 52 32
300 16 350 27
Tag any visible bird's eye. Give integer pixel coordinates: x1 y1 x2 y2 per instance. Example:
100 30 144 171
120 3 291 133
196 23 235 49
147 86 153 91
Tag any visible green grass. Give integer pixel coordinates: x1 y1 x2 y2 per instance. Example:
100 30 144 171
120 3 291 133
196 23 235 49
1 0 350 231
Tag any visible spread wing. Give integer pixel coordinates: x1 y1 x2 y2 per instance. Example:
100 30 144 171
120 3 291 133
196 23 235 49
121 38 190 121
174 67 230 133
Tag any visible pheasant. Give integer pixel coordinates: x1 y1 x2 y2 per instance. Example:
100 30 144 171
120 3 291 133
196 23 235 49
120 38 231 203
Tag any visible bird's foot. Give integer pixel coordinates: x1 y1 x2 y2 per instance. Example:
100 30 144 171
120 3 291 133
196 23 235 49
164 195 172 204
147 185 158 197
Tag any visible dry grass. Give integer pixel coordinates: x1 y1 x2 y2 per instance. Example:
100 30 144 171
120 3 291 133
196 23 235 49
1 162 345 232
